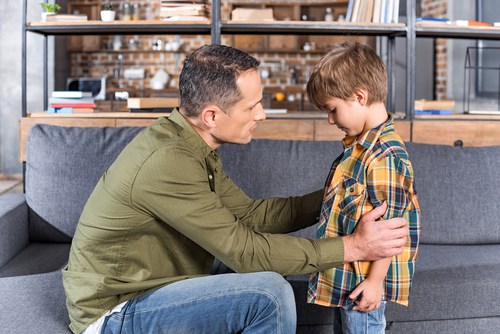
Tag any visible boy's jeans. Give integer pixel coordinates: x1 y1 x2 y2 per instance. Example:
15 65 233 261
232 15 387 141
100 270 296 334
333 300 387 334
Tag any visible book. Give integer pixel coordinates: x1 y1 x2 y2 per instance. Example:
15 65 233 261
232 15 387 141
346 0 355 22
48 107 94 113
392 0 399 24
50 103 96 108
364 0 375 23
380 0 387 23
356 0 366 23
386 0 394 24
451 20 492 27
129 108 174 113
52 91 92 98
160 10 209 17
49 97 94 104
414 109 453 115
372 0 382 23
127 98 179 109
351 0 361 23
161 15 209 21
45 14 88 22
414 99 455 111
415 17 450 27
466 110 500 115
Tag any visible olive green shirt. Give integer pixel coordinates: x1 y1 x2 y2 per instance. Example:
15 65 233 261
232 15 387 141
62 109 344 334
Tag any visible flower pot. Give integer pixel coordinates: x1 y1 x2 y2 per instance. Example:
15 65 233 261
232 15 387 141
41 12 56 22
100 10 116 22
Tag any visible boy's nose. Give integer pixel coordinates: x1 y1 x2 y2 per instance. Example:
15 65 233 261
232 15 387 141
328 113 336 125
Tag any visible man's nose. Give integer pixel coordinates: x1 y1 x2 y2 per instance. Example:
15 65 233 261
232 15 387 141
256 104 266 121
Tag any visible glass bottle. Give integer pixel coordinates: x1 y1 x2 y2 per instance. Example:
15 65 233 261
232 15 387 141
133 3 141 20
325 8 334 22
122 3 131 21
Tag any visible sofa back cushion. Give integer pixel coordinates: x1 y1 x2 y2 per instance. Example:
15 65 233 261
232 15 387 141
405 142 500 244
26 124 145 242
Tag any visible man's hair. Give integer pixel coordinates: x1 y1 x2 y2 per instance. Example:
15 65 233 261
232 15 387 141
179 44 260 117
307 41 388 111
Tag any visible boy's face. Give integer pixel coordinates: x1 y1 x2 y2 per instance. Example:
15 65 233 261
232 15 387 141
322 95 369 137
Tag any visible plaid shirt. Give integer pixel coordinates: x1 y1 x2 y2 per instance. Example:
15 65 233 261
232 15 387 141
308 114 420 307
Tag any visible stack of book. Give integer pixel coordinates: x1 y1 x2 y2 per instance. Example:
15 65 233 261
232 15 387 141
414 99 455 115
160 1 210 21
48 91 95 113
346 0 400 24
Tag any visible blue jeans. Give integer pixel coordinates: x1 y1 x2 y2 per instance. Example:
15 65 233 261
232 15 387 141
333 301 387 334
100 269 296 334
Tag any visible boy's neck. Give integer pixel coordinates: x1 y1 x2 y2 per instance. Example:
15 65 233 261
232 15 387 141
360 102 389 137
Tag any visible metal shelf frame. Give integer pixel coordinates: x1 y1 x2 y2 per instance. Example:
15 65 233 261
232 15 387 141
22 0 419 120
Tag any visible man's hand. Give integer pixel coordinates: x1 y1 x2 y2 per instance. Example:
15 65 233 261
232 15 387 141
341 202 408 263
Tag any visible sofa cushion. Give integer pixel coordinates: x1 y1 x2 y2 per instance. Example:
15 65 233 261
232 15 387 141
219 139 344 199
0 270 70 333
289 244 500 325
405 143 500 244
26 125 145 242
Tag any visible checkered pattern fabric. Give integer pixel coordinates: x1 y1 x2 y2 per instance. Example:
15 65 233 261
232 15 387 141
308 114 420 307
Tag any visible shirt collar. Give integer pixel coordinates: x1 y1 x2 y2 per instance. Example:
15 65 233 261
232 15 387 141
342 113 395 151
168 108 217 160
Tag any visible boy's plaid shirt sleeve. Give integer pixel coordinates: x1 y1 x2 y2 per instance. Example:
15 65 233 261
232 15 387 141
308 116 421 307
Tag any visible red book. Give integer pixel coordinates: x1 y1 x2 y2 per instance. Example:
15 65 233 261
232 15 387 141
50 103 96 108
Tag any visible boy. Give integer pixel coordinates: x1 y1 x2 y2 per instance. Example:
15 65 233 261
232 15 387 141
306 41 420 333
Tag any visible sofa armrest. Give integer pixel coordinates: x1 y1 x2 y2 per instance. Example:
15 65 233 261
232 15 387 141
0 194 29 268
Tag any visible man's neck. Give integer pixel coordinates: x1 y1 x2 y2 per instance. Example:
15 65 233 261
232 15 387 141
178 108 221 150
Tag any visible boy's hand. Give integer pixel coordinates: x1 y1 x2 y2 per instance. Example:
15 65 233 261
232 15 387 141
349 278 383 312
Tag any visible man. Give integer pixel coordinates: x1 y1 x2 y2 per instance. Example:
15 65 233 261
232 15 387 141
63 44 408 334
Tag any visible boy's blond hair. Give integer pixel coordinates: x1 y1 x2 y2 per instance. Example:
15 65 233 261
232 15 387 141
307 41 388 111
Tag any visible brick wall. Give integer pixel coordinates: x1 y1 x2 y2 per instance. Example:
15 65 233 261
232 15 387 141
71 0 367 105
421 0 448 100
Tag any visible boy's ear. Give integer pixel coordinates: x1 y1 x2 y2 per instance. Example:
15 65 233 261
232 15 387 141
353 89 369 106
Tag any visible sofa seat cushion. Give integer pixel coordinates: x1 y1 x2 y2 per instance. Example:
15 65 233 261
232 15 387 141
289 244 500 324
0 270 70 333
0 242 70 278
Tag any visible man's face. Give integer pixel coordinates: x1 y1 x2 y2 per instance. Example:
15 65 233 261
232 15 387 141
211 70 266 146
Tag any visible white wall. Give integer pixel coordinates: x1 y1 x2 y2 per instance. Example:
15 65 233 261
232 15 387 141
0 1 54 174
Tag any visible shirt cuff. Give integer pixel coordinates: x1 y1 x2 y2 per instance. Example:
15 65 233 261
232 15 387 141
314 236 345 271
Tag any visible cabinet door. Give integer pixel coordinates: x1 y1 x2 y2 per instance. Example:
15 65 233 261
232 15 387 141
268 35 298 52
233 35 266 52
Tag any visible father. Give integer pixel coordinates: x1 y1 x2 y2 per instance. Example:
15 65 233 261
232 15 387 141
63 44 408 334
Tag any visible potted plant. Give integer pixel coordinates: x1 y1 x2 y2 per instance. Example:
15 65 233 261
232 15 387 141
40 3 61 22
100 2 116 22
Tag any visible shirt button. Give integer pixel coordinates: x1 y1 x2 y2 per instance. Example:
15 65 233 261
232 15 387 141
209 175 213 180
349 188 354 193
211 151 216 156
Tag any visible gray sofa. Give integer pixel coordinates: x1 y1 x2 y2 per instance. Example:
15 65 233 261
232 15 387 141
1 123 499 334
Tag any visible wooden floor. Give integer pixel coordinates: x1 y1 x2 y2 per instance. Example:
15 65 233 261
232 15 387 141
0 174 23 196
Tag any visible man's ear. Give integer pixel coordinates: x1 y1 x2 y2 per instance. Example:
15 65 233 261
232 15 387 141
200 105 219 129
353 88 369 106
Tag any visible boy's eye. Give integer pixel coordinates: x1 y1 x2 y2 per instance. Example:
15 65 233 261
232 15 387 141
329 108 336 114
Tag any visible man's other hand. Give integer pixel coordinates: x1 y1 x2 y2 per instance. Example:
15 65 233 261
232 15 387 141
341 202 408 263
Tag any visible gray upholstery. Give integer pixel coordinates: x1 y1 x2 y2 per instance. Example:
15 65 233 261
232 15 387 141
0 194 29 268
2 124 500 333
25 125 144 241
406 142 500 244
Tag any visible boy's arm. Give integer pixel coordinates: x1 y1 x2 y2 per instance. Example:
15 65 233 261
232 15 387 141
349 257 391 311
350 153 417 311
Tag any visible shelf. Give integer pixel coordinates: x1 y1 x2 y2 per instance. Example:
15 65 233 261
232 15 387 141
26 20 212 36
222 21 407 36
416 24 500 40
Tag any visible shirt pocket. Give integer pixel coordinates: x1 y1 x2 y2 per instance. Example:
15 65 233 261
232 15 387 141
338 177 366 216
